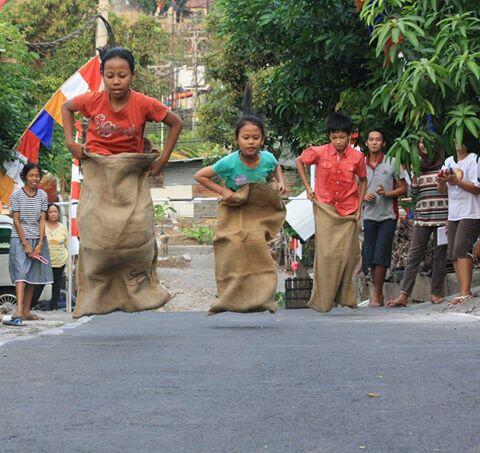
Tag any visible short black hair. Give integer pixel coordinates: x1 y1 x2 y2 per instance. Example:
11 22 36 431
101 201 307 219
326 111 353 135
234 115 265 138
367 127 386 142
463 131 478 154
98 46 135 73
20 163 42 181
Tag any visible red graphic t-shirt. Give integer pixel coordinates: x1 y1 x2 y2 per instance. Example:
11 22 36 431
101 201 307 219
73 90 169 155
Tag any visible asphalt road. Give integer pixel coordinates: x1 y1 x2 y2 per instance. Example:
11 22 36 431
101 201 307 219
1 308 479 452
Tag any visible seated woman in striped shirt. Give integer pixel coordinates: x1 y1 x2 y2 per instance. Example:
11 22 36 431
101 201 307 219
9 164 53 323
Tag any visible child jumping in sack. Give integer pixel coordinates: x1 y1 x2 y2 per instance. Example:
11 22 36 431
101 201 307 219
61 47 183 317
195 115 286 315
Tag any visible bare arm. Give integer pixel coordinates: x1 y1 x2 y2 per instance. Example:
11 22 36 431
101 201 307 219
384 179 408 198
357 177 367 221
61 99 85 159
194 166 237 203
273 164 285 193
437 176 448 194
149 111 184 176
12 212 33 257
35 212 46 255
454 178 480 195
295 157 315 201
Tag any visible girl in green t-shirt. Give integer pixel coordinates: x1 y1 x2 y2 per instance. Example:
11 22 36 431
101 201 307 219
195 115 284 199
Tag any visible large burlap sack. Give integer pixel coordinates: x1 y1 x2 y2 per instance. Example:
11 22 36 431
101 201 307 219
209 183 286 315
307 201 359 313
73 151 171 318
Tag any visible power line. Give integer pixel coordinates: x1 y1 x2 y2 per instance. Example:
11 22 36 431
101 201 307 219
27 15 114 53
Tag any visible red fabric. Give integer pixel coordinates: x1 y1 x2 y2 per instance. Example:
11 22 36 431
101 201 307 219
79 57 103 91
18 130 41 163
73 90 169 155
366 152 384 169
300 143 366 216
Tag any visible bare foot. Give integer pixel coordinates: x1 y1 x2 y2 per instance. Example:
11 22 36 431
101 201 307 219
368 294 384 307
385 294 408 308
24 313 43 321
430 295 444 304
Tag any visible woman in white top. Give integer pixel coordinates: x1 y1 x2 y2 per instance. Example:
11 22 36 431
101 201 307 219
438 133 480 304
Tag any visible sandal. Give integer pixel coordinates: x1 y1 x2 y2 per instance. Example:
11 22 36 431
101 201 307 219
450 295 472 305
3 318 23 326
385 299 408 308
11 314 25 321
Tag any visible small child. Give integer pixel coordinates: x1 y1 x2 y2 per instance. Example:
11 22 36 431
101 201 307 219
195 115 284 199
195 115 286 315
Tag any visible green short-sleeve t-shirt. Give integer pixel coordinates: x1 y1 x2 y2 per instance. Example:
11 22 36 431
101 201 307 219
211 151 278 191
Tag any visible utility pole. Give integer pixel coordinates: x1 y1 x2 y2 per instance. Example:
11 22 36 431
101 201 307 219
96 0 110 49
186 31 207 137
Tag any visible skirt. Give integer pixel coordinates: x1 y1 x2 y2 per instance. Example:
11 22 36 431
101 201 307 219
9 237 54 285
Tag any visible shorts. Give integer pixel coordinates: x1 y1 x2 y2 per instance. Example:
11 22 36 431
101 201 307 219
363 218 397 270
447 219 480 260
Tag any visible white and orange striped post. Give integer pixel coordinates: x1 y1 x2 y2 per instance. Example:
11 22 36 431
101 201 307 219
66 158 81 314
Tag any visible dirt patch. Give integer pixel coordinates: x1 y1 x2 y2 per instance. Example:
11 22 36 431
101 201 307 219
157 255 191 268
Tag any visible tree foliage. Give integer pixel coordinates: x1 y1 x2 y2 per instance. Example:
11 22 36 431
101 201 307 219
204 0 372 151
0 22 36 162
359 0 480 172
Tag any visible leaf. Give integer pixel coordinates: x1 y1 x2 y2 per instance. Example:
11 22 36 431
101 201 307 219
367 392 381 398
455 127 464 147
467 60 480 80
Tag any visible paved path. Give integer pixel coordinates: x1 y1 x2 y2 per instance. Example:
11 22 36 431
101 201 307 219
1 308 479 452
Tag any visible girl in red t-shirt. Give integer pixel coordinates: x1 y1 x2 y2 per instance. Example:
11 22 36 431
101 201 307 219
61 47 183 175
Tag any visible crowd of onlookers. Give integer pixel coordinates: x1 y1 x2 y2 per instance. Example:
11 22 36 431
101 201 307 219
360 128 480 308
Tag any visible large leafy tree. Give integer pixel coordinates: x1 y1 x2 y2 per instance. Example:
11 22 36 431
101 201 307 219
359 0 480 172
203 0 373 151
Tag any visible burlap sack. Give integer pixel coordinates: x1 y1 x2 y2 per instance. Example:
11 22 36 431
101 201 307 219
209 183 286 315
308 201 359 313
73 151 171 318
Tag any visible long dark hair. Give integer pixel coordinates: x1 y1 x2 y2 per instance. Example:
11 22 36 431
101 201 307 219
419 142 444 172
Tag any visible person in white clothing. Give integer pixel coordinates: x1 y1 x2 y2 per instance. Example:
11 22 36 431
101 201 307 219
438 133 480 304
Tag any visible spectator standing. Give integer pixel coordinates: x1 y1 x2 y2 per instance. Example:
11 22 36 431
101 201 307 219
387 139 448 307
363 128 408 307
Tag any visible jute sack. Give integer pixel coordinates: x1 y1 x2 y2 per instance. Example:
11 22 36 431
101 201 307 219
307 201 359 313
73 151 171 318
209 183 286 315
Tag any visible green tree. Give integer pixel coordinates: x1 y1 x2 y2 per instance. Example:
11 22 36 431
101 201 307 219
359 0 480 172
205 0 373 151
0 22 36 161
